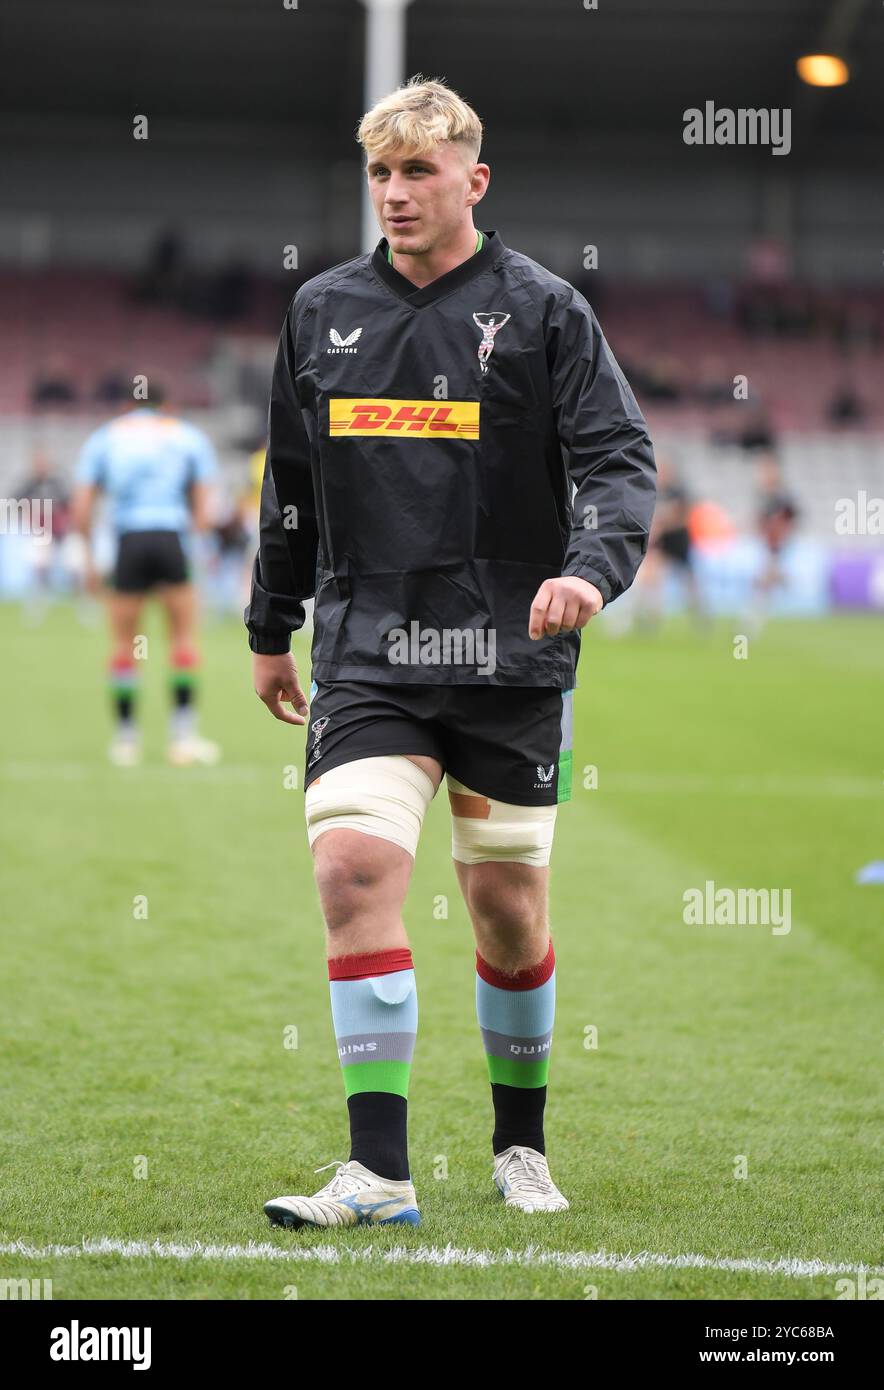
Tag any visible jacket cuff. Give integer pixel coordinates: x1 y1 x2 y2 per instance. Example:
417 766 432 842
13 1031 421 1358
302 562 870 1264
248 631 292 655
560 563 613 605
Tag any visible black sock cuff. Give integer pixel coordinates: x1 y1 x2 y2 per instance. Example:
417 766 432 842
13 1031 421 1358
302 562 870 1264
346 1092 410 1181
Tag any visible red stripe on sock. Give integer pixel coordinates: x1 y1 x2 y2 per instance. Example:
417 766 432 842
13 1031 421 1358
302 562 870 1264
328 947 414 981
108 659 136 677
170 647 199 670
476 939 555 991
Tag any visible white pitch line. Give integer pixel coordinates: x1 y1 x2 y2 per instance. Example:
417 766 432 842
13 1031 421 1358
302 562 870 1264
606 772 881 800
0 764 878 797
0 762 264 782
1 1239 881 1279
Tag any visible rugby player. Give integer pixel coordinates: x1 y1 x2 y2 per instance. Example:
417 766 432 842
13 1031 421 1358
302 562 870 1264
744 450 800 634
246 78 656 1227
638 458 701 630
71 389 221 767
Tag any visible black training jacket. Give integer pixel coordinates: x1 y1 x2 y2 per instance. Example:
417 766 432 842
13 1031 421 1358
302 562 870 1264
245 229 656 688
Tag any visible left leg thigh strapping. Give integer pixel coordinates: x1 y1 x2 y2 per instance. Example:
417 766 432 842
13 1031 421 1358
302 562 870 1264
447 776 557 867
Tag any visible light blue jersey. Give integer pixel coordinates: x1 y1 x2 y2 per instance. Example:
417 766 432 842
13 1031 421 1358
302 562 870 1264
75 408 218 534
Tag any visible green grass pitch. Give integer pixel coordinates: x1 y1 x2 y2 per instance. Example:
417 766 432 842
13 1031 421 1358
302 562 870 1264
0 601 881 1300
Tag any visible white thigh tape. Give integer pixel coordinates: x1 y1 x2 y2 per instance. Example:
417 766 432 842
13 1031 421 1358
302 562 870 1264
447 775 557 867
305 755 436 859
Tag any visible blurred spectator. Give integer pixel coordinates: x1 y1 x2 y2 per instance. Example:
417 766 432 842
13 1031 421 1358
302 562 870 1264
13 449 70 534
31 354 77 407
633 353 684 403
134 228 186 306
709 401 778 453
695 355 733 406
206 500 253 615
828 382 867 427
12 450 73 616
739 404 777 453
637 456 704 629
94 371 132 405
207 258 253 322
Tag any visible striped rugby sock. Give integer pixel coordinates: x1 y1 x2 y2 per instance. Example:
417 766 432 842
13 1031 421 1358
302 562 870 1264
328 947 417 1181
108 657 139 731
169 646 199 740
476 939 555 1156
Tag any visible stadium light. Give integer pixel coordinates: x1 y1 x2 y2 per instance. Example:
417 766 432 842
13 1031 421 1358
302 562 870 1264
796 53 850 87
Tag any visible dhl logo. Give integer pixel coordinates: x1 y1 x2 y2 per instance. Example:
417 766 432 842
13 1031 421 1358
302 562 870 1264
329 398 479 439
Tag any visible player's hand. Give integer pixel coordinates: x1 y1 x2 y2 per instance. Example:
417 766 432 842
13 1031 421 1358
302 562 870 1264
528 576 604 639
253 652 310 725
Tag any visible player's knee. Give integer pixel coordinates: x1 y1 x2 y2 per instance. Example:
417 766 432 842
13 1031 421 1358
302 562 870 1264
465 867 541 931
312 838 387 930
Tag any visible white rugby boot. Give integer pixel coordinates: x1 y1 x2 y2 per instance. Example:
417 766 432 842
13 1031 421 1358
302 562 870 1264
166 735 221 766
109 732 142 767
264 1159 420 1229
492 1145 570 1212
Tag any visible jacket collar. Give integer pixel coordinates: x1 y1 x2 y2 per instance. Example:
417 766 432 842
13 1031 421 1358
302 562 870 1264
370 229 506 307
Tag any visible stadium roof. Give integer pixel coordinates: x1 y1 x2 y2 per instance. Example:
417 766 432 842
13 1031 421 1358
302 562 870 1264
3 0 881 153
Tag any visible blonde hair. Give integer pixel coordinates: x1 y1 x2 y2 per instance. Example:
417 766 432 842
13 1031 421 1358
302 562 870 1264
357 75 483 162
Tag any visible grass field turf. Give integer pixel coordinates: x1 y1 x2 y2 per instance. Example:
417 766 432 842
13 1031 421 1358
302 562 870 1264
1 602 881 1301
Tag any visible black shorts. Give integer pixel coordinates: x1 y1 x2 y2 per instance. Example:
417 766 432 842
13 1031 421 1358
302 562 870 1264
304 680 575 807
114 530 189 592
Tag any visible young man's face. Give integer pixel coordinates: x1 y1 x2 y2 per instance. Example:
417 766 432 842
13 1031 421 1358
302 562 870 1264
366 141 488 254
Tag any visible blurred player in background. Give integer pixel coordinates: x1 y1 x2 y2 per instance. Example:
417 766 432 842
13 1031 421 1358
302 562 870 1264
637 456 701 630
750 450 800 633
70 387 221 767
12 449 71 622
243 441 267 603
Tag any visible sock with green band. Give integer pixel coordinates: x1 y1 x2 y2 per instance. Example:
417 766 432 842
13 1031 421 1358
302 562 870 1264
169 645 199 741
328 947 417 1181
476 940 555 1156
108 656 140 735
